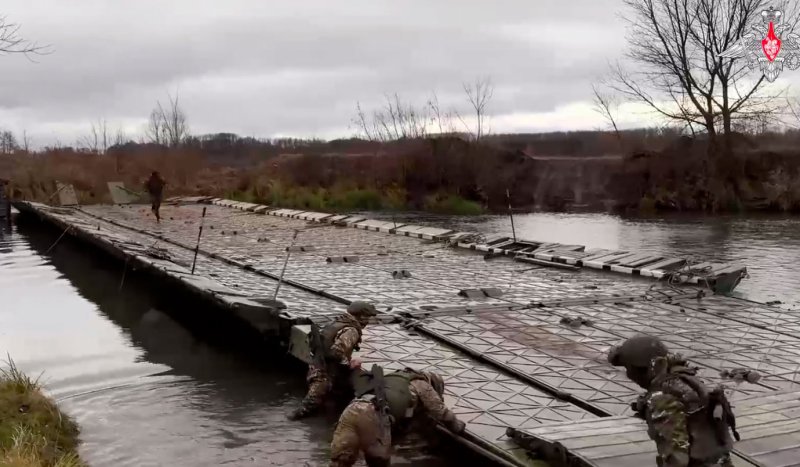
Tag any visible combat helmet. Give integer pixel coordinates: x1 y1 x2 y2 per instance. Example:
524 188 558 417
347 301 378 317
608 335 668 369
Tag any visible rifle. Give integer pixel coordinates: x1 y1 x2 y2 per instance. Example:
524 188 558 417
370 364 392 427
308 323 327 369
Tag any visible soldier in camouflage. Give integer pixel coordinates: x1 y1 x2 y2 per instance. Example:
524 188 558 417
330 366 466 467
288 301 378 420
608 335 738 467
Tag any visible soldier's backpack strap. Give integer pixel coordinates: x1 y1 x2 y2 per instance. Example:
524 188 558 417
671 372 740 444
401 367 428 381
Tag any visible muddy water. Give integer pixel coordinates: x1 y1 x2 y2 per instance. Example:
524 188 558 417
1 211 798 466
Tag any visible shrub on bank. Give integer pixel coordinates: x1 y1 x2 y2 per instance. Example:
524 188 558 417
0 359 83 467
424 193 485 215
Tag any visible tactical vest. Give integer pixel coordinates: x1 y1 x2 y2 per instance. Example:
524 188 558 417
352 369 426 422
319 319 362 361
653 371 738 462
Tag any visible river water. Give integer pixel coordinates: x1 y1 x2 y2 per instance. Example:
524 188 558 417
1 212 798 466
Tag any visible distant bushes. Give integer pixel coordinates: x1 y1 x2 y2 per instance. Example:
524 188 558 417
424 193 484 215
5 129 800 214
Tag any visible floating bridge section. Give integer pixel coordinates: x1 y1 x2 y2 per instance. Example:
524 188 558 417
12 196 800 467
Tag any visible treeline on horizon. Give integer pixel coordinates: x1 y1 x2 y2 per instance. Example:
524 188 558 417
3 125 800 215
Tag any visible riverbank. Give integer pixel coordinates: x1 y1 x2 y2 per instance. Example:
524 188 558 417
3 131 800 215
0 359 82 467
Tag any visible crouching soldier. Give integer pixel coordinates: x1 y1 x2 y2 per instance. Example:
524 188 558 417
288 301 378 420
330 365 466 467
608 335 739 467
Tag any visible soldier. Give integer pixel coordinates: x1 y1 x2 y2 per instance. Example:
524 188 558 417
608 335 739 467
330 365 466 467
143 171 166 223
288 301 378 420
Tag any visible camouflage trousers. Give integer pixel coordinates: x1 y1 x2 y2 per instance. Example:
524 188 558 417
297 365 332 416
330 400 392 467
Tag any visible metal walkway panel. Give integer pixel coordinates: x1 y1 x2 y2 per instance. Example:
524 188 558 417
563 300 800 392
415 306 760 417
508 416 759 467
357 325 598 465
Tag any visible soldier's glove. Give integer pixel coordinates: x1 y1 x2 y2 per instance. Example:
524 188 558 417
446 419 466 435
631 394 647 419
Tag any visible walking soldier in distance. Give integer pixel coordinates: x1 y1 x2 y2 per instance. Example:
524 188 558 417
144 171 166 223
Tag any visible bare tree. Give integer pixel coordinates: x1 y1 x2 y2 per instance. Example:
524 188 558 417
113 127 128 146
351 94 429 142
592 84 622 140
78 119 109 154
0 15 48 56
146 93 189 147
159 93 189 147
614 0 798 157
462 77 494 141
20 129 31 153
427 92 460 135
145 108 164 145
0 130 17 154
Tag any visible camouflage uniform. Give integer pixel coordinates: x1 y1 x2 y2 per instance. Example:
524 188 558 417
289 302 377 420
330 368 465 467
609 336 737 467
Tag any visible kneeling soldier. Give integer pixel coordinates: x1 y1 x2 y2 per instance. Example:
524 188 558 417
330 365 466 467
288 301 378 420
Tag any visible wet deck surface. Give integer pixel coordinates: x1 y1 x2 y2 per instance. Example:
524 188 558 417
15 199 800 467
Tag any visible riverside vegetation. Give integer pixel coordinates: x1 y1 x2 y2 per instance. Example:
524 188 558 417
2 128 800 214
0 359 82 467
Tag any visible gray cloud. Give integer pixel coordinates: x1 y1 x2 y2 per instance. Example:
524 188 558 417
0 0 628 146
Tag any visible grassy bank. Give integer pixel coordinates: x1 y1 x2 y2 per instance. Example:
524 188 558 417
226 182 486 215
0 359 82 467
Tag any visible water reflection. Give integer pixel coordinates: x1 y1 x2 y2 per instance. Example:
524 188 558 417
3 223 466 467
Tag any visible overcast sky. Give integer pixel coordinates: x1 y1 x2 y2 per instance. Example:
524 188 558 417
0 0 652 147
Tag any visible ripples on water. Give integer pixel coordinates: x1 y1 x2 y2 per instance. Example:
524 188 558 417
1 211 798 466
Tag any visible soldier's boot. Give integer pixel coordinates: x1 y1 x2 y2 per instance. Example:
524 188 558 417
364 456 390 467
286 401 318 421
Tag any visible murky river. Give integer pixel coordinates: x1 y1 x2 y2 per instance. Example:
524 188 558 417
1 211 798 466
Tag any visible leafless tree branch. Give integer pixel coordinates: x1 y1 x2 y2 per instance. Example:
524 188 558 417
0 15 50 57
463 77 494 141
591 84 623 140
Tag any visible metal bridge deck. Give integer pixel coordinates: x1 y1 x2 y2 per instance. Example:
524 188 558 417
13 198 800 467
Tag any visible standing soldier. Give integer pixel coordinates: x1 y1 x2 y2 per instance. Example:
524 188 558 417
608 335 739 467
288 301 378 420
144 171 166 223
330 365 466 467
